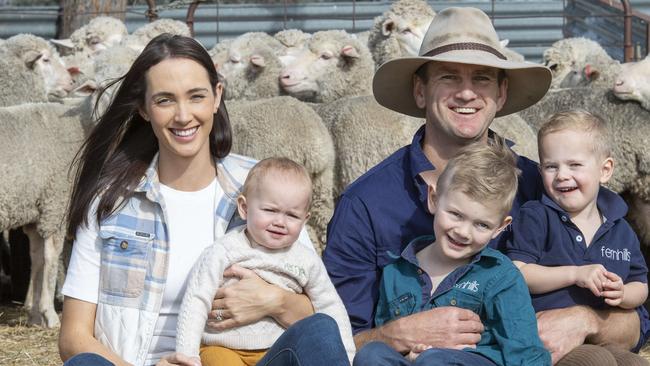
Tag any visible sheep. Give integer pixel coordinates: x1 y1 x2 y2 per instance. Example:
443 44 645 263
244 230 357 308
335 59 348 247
0 99 94 327
279 30 374 103
210 32 284 101
612 55 650 110
0 34 74 106
491 113 538 161
367 0 435 67
543 37 621 89
518 87 650 245
228 96 335 251
52 16 127 56
274 29 311 67
121 18 192 53
500 39 525 62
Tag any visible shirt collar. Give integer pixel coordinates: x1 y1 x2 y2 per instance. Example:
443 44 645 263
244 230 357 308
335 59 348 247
540 187 628 222
396 234 499 267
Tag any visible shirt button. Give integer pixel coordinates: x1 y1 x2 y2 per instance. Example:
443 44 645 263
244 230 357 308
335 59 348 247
576 235 583 242
561 216 568 222
417 269 423 275
450 298 457 306
120 240 129 250
394 309 400 316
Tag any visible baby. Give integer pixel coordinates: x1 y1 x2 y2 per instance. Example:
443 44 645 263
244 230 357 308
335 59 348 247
176 157 355 365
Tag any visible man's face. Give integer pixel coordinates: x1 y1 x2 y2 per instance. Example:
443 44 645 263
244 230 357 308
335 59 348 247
413 62 508 144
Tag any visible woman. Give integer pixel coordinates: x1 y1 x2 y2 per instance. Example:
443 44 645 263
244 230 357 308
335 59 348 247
59 34 349 366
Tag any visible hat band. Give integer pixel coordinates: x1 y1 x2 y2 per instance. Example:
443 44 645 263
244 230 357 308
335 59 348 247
423 42 506 60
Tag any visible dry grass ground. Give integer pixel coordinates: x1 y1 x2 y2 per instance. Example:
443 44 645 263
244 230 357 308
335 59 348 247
1 302 650 365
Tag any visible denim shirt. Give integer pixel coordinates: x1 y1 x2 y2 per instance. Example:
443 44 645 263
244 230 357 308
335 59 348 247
375 236 550 366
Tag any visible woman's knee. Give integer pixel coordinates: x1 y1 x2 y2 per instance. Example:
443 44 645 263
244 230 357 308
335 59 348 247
63 353 115 366
289 313 338 335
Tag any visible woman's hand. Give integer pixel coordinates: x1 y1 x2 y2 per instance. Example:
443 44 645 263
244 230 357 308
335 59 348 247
207 264 285 330
155 353 201 366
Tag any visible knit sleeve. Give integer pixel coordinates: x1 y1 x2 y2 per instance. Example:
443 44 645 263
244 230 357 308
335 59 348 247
304 255 356 363
176 243 230 357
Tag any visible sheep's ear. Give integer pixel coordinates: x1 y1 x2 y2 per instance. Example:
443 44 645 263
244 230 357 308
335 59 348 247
340 45 360 59
250 54 266 68
68 66 81 76
50 38 74 49
23 50 42 69
381 19 395 36
500 39 510 48
584 64 600 81
72 79 97 96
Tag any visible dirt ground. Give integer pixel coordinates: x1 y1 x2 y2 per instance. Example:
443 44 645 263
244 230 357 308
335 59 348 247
1 303 650 366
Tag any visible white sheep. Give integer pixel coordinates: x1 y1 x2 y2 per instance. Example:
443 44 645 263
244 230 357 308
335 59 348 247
543 37 621 89
367 0 435 67
210 32 284 100
228 96 335 251
121 18 191 53
499 39 525 62
0 99 94 327
612 55 650 110
279 30 374 103
52 16 127 55
0 34 74 106
274 29 311 67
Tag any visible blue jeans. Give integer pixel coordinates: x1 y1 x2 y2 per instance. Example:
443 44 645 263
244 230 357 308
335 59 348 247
354 341 497 366
63 313 348 366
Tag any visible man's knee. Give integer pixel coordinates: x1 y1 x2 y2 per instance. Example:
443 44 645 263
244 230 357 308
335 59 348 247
353 341 402 366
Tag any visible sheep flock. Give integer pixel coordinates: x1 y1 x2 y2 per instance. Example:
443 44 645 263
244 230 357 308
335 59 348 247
2 0 650 328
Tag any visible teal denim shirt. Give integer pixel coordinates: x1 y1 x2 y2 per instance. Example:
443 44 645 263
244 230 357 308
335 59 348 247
375 235 550 366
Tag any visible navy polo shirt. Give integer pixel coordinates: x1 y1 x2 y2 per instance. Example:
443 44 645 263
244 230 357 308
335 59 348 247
506 188 648 311
375 236 550 366
322 125 544 333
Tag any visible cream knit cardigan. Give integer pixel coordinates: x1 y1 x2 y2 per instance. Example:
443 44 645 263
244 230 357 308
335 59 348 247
176 228 355 363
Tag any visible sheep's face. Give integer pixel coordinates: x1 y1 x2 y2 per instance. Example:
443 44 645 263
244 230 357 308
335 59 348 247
382 15 431 57
25 48 74 99
613 59 650 110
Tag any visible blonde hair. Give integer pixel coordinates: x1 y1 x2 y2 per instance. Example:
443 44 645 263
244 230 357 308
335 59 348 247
437 138 520 219
538 109 612 159
241 157 313 207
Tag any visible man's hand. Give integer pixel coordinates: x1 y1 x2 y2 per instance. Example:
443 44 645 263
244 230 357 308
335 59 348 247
155 353 201 366
406 343 432 362
207 264 283 331
601 272 624 307
574 264 608 297
536 307 596 365
375 306 483 353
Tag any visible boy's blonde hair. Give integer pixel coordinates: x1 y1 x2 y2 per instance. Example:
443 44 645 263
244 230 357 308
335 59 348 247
436 139 520 219
241 157 313 208
537 109 612 159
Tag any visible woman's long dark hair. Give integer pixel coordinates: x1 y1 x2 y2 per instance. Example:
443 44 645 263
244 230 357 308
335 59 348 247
66 34 232 240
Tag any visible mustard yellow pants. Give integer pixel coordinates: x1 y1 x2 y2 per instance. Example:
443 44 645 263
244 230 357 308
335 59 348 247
200 344 268 366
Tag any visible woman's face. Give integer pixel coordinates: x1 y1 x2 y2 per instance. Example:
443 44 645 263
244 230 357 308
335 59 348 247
139 57 222 165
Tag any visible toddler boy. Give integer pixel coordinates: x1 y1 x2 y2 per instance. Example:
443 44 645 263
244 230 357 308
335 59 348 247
506 110 649 366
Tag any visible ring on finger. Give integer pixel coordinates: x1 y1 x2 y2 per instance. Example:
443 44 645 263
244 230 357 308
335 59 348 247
215 309 224 321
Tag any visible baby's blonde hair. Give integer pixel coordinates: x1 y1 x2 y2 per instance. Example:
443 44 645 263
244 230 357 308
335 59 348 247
241 157 313 208
538 109 612 159
436 138 520 219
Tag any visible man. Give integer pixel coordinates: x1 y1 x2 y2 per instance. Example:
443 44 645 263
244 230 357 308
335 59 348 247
323 6 649 365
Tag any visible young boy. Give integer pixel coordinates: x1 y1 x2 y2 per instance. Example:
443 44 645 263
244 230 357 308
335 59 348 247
176 157 355 365
353 142 551 366
506 110 649 366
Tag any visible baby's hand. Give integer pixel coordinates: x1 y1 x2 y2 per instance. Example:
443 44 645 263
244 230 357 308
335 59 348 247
601 271 624 306
406 343 431 362
575 264 608 297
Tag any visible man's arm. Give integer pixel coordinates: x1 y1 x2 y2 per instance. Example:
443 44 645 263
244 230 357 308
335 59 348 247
353 307 483 352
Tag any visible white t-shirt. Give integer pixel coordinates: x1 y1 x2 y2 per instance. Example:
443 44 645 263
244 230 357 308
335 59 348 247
62 179 220 365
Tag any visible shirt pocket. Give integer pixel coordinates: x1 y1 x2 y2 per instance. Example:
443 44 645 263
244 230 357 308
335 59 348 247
98 229 154 298
433 289 483 314
387 293 417 319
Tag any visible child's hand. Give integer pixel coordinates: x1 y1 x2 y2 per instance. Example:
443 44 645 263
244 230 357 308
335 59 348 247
406 343 431 361
601 271 625 306
574 264 608 297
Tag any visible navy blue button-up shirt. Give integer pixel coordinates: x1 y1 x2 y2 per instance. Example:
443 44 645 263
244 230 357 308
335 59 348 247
322 125 544 333
375 236 550 366
506 188 648 311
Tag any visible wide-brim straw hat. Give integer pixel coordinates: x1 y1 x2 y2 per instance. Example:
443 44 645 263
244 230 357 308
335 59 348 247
373 6 552 118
